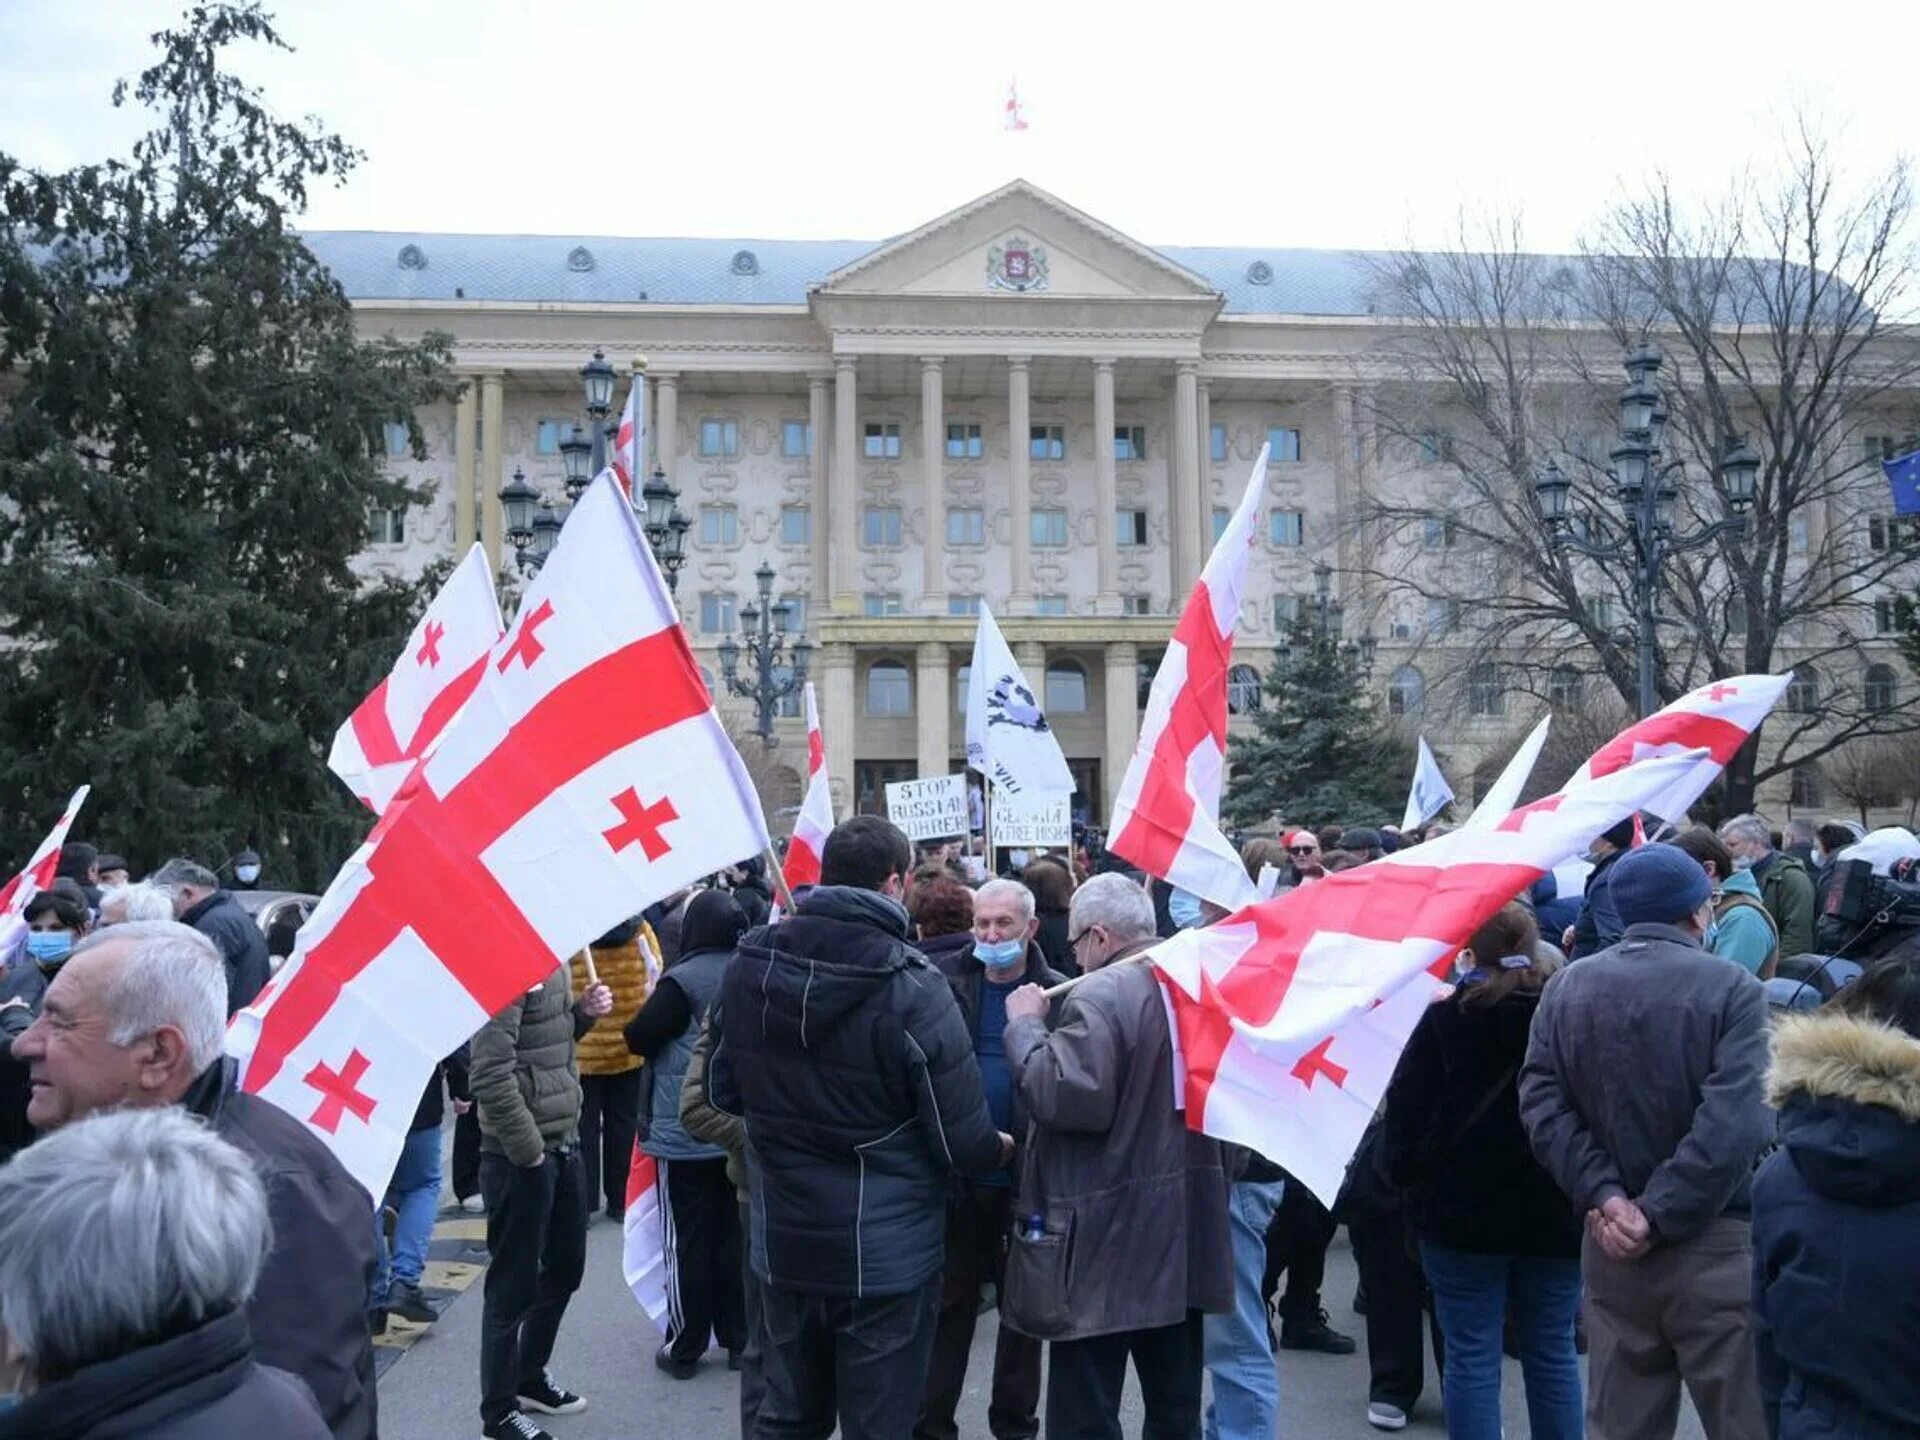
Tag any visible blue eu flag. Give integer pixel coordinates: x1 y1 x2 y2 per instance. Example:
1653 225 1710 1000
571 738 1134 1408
1885 449 1920 516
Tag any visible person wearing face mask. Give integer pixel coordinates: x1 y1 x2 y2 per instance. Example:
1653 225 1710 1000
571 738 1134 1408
1519 842 1772 1440
914 879 1062 1440
0 887 93 1160
1718 815 1816 961
231 848 264 890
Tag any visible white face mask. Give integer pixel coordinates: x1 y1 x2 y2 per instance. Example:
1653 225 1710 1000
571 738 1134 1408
1730 854 1755 873
235 864 261 885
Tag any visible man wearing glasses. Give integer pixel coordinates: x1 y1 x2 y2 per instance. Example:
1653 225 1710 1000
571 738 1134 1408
1285 832 1326 885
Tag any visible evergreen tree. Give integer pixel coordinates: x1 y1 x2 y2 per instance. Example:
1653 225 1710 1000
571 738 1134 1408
0 3 458 888
1223 619 1418 831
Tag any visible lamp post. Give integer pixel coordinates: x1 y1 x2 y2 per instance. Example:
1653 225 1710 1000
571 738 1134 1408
638 465 691 592
1533 343 1759 716
1276 560 1377 678
719 562 812 745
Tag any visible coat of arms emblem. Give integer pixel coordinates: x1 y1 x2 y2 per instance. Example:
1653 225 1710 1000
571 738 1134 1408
988 236 1049 293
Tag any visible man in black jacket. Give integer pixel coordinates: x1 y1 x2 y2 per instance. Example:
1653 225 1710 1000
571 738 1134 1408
10 921 378 1440
714 815 1011 1440
152 857 271 1013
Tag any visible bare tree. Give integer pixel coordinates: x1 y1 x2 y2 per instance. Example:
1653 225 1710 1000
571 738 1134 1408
1355 120 1920 815
716 707 803 836
1824 739 1908 826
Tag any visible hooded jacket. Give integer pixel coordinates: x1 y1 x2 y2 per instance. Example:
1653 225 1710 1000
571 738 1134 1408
1754 850 1818 960
1711 868 1778 977
712 884 1004 1297
180 890 272 1015
1752 1011 1920 1439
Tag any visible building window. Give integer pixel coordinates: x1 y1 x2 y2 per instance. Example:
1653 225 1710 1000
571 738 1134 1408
1547 666 1583 709
1273 594 1303 629
854 759 916 816
781 420 811 458
1212 506 1231 543
1210 423 1228 463
778 594 808 633
863 421 902 459
946 423 983 460
1426 597 1460 637
1030 424 1066 461
534 419 564 456
948 595 982 617
1422 516 1458 549
1031 508 1069 548
367 506 406 546
1788 514 1811 554
780 504 811 546
1117 509 1150 546
699 418 739 458
1416 430 1454 466
1269 510 1305 547
1122 594 1152 616
1727 596 1748 635
1865 663 1898 713
1035 594 1069 616
1868 515 1920 552
946 506 985 547
1786 667 1820 713
383 421 411 457
1790 765 1825 808
1045 660 1088 714
698 504 739 546
1267 426 1303 463
954 664 971 713
1875 597 1899 635
699 592 737 635
867 660 912 716
1586 597 1618 631
1389 610 1416 641
1387 665 1425 717
773 690 802 719
863 591 905 617
1115 425 1147 462
863 505 903 548
1227 664 1263 715
1468 661 1505 717
1864 434 1904 462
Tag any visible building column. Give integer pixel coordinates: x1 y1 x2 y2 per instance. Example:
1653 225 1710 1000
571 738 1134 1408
916 641 951 780
808 374 831 617
653 372 679 484
1103 640 1140 823
454 379 478 549
1173 360 1202 599
1197 378 1214 542
920 358 945 612
1333 385 1363 597
833 358 859 613
1093 358 1119 614
820 641 857 812
1007 356 1033 611
479 372 505 571
1014 639 1046 691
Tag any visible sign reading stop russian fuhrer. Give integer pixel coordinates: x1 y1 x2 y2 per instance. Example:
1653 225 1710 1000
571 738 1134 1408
991 786 1072 848
886 774 971 841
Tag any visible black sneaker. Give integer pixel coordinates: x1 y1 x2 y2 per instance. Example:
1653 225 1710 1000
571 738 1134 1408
655 1347 700 1380
483 1413 554 1440
385 1279 436 1325
1280 1309 1358 1355
515 1370 586 1415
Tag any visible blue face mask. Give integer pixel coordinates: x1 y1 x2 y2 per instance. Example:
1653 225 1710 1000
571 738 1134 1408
1168 888 1204 931
26 931 73 966
974 938 1025 972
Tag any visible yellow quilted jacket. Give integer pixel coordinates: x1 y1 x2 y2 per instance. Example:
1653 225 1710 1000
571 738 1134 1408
569 923 659 1076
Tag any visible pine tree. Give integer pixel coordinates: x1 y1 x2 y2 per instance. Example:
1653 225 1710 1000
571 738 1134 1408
1223 620 1418 831
0 3 459 888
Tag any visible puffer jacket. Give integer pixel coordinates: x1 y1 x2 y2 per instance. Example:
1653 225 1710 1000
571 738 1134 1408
570 924 657 1076
640 945 731 1161
472 965 594 1166
712 885 1004 1297
681 1009 747 1191
1753 1010 1920 1439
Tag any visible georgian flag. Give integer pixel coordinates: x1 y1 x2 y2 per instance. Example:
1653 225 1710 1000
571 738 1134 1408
327 544 502 815
966 605 1074 800
783 682 834 892
0 785 90 921
1462 717 1551 833
623 1147 672 1336
1401 737 1455 832
229 473 771 1199
1107 446 1271 913
613 375 645 498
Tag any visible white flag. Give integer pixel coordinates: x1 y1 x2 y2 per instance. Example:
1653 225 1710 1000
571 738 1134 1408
1401 736 1454 831
1462 717 1551 833
965 605 1074 799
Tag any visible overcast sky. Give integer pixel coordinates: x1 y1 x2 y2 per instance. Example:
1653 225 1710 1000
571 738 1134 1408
3 0 1914 255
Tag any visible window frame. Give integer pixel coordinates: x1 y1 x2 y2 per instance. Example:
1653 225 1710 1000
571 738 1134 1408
1266 426 1303 464
1116 508 1150 547
1044 660 1089 715
697 503 739 547
1029 424 1066 462
863 504 904 549
863 421 902 460
779 504 811 547
698 417 740 458
698 591 737 635
1115 425 1148 462
945 505 986 548
1209 422 1228 464
1269 509 1306 547
862 591 905 618
866 659 913 716
780 419 811 458
1030 507 1069 548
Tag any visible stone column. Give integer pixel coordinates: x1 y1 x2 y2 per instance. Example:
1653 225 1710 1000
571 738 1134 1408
820 641 857 809
920 358 945 612
916 641 951 780
1014 639 1046 691
1197 378 1214 542
1173 361 1202 598
833 359 859 613
1093 359 1119 614
454 380 478 548
1103 641 1140 823
809 374 831 616
653 372 679 485
479 372 505 571
1007 356 1033 611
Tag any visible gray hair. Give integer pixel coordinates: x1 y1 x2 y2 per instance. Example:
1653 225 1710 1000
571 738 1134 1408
1784 816 1818 847
98 882 176 924
0 1107 269 1383
1718 814 1774 850
149 858 219 895
1069 872 1158 945
975 878 1036 925
72 922 228 1071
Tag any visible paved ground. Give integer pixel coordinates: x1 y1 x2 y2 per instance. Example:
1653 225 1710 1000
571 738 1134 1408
375 1209 1709 1439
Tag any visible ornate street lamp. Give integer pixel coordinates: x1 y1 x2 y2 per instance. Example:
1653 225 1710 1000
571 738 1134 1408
637 465 692 591
719 561 810 745
501 466 541 568
559 425 593 500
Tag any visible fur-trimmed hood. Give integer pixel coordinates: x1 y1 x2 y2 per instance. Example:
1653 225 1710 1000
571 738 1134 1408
1768 1010 1920 1208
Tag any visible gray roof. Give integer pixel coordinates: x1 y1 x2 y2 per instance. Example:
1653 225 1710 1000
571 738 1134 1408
299 230 1404 317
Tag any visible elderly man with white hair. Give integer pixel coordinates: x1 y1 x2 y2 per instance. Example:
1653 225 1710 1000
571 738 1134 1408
96 880 174 927
0 1107 331 1438
1000 872 1233 1440
9 921 377 1440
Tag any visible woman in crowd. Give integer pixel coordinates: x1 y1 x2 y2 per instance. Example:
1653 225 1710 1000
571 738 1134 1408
19 885 90 992
1382 902 1581 1439
1021 857 1077 975
1752 941 1920 1438
908 872 976 968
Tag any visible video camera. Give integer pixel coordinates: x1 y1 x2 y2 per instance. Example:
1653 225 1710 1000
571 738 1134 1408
1816 857 1920 961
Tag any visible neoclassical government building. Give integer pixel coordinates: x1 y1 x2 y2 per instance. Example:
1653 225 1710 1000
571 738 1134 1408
309 179 1910 823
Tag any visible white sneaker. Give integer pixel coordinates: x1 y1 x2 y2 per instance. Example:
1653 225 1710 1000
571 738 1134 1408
461 1195 485 1215
1367 1401 1409 1431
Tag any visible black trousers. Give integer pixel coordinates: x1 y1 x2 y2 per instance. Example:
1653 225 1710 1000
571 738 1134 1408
1264 1170 1338 1328
1045 1310 1205 1440
739 1198 768 1440
452 1104 482 1201
1348 1206 1444 1412
478 1148 589 1425
660 1155 746 1360
916 1183 1042 1440
756 1277 941 1440
579 1070 643 1215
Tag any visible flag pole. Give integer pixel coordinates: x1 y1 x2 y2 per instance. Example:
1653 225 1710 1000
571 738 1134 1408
765 843 795 912
578 946 600 987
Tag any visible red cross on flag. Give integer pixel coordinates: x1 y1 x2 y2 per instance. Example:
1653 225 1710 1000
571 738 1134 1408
0 785 91 922
1150 746 1716 1206
327 544 503 815
230 473 771 1199
1107 446 1271 912
783 682 835 893
612 375 645 498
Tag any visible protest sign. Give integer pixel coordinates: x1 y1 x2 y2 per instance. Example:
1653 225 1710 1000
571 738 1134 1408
991 786 1072 849
886 774 970 841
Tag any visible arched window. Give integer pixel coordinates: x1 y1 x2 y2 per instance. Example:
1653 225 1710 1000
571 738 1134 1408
867 660 911 717
1137 652 1164 710
1045 660 1088 714
1786 667 1820 713
1387 665 1425 717
1547 666 1583 709
1227 664 1264 715
1468 661 1505 718
1865 663 1898 713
